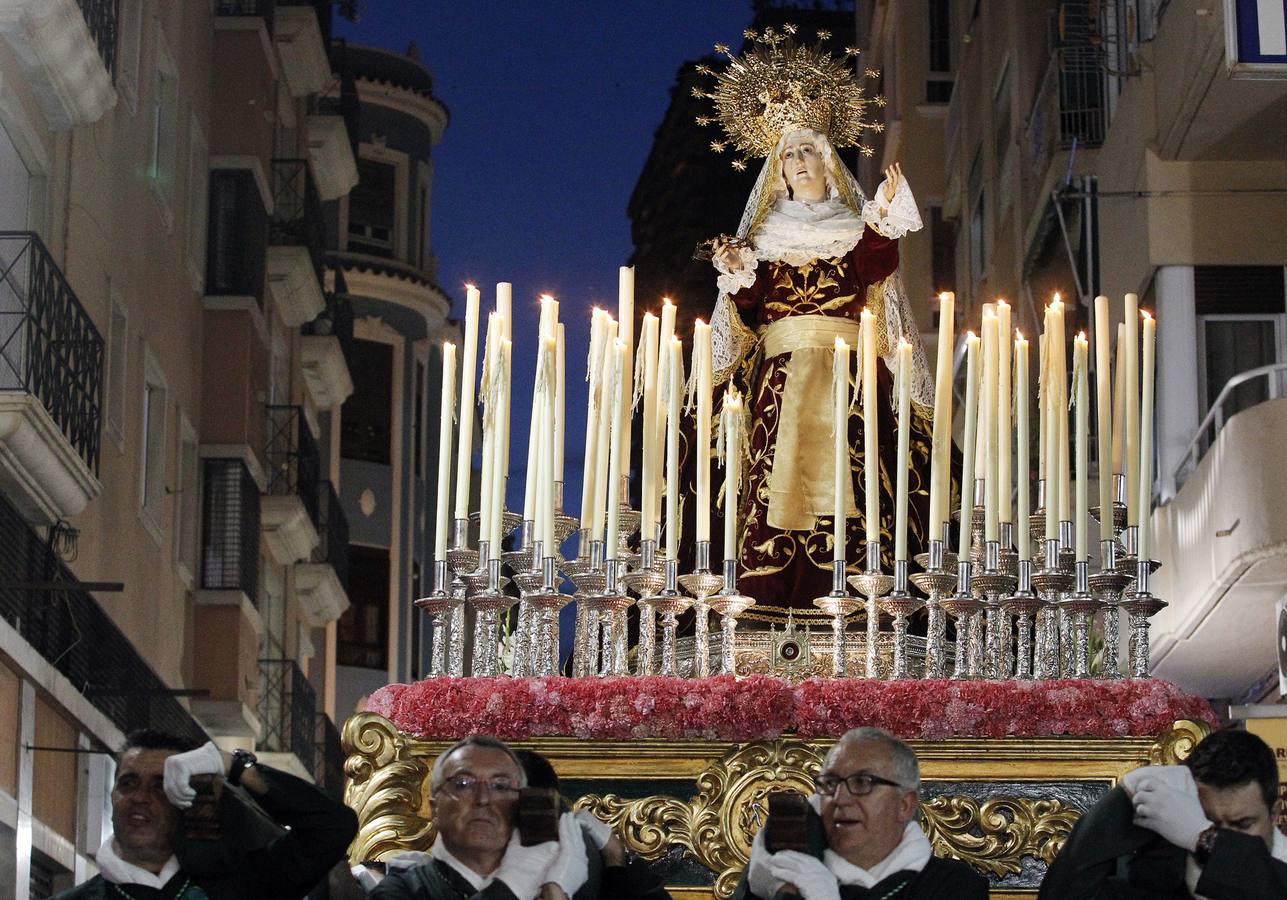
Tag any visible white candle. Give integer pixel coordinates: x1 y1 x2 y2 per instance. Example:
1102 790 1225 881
591 319 618 543
453 286 480 520
542 337 558 552
434 342 456 562
1044 312 1059 542
580 310 608 530
861 307 879 552
833 336 851 563
1137 312 1156 560
694 319 713 544
1112 322 1126 478
975 302 995 486
1074 332 1090 559
1124 292 1140 526
722 390 743 561
617 267 635 501
496 284 513 485
894 339 913 561
656 299 677 527
997 300 1012 527
1053 299 1070 523
605 338 627 557
479 313 500 546
981 310 998 543
1015 333 1031 560
555 323 566 489
1094 296 1114 542
666 336 683 560
928 292 955 542
1038 322 1048 483
523 296 559 524
639 312 660 543
493 338 512 549
958 333 980 562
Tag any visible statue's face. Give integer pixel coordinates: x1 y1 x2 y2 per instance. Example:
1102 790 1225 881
780 132 828 201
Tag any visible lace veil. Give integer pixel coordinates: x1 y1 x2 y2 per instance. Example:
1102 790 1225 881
709 129 935 410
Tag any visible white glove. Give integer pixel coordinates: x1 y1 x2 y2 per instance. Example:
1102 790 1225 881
1121 765 1196 799
542 812 590 896
574 810 613 849
1132 779 1212 852
767 850 842 900
494 831 560 900
351 864 381 890
746 829 786 900
385 850 434 873
162 741 225 808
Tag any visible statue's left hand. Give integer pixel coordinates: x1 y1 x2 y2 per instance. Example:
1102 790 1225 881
882 162 903 203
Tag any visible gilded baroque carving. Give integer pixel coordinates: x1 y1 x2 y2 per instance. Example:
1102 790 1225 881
919 796 1081 877
1149 719 1210 766
343 712 437 862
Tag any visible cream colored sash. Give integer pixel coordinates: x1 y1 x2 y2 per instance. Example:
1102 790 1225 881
761 315 861 531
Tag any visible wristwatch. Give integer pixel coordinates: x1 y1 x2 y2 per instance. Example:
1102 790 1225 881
228 748 258 786
1193 825 1220 865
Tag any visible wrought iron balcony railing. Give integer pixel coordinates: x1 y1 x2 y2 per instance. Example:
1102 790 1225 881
0 232 104 476
259 658 316 769
266 405 321 529
216 0 275 31
312 480 350 591
200 458 261 601
76 0 120 80
270 158 327 289
315 712 344 799
0 490 205 742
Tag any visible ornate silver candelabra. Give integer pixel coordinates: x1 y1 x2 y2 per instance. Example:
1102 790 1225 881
848 542 893 678
912 537 957 679
707 558 755 676
814 560 862 677
678 540 724 677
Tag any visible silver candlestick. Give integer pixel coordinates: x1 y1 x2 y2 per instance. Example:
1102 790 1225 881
814 560 861 678
641 558 691 677
707 559 755 676
1002 559 1043 679
583 559 633 676
1088 538 1131 678
972 540 1017 679
524 555 570 677
1030 538 1073 679
1121 558 1167 678
509 534 544 677
1059 560 1103 678
445 517 477 676
624 538 666 675
880 559 924 679
1057 521 1076 675
679 540 724 677
939 560 982 679
413 559 457 676
848 542 893 678
466 545 515 677
567 535 606 677
911 537 957 679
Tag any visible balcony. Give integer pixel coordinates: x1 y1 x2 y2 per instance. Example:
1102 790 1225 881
206 169 269 308
0 232 103 525
306 113 359 201
267 159 326 327
314 713 344 800
216 0 274 30
273 0 329 98
294 480 350 627
261 405 320 565
258 658 316 780
300 290 354 411
0 490 206 741
1021 49 1109 216
1151 366 1287 700
0 0 116 130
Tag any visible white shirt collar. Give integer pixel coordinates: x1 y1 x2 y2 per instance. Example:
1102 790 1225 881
430 834 495 891
95 834 181 888
822 821 934 889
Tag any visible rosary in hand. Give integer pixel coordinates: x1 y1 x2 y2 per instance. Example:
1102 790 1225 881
693 234 751 262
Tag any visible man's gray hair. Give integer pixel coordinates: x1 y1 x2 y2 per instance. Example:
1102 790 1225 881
826 727 921 790
429 735 529 794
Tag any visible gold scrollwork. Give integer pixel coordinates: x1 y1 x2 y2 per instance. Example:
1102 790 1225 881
343 712 436 862
919 796 1081 878
1149 719 1210 766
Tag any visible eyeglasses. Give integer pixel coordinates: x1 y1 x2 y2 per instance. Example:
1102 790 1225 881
815 772 905 797
440 774 520 798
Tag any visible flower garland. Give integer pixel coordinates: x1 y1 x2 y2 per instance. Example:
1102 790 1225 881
366 676 1216 743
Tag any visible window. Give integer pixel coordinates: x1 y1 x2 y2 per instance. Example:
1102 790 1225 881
929 207 957 302
337 545 390 669
927 0 954 103
968 149 986 285
116 0 144 113
140 351 168 539
148 25 179 225
186 117 209 291
341 339 393 464
205 169 269 303
201 459 260 599
1196 266 1287 421
175 414 200 585
106 294 128 446
347 157 396 257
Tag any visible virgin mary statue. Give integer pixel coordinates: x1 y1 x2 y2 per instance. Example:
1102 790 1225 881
694 27 942 619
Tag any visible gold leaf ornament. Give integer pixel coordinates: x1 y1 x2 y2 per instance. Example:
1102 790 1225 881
920 796 1081 877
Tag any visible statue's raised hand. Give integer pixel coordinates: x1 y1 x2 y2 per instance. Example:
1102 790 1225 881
883 162 903 203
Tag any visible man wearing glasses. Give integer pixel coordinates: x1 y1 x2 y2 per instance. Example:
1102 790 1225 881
735 727 987 899
370 735 668 899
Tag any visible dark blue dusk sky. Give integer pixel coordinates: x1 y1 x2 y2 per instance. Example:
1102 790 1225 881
336 1 761 518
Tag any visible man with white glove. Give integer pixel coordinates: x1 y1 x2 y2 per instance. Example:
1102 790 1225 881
371 736 668 899
733 727 988 899
53 729 357 899
1040 728 1287 898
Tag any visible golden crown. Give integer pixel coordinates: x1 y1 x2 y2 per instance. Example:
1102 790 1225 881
693 24 884 171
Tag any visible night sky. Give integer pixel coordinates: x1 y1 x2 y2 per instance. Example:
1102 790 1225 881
335 1 762 525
